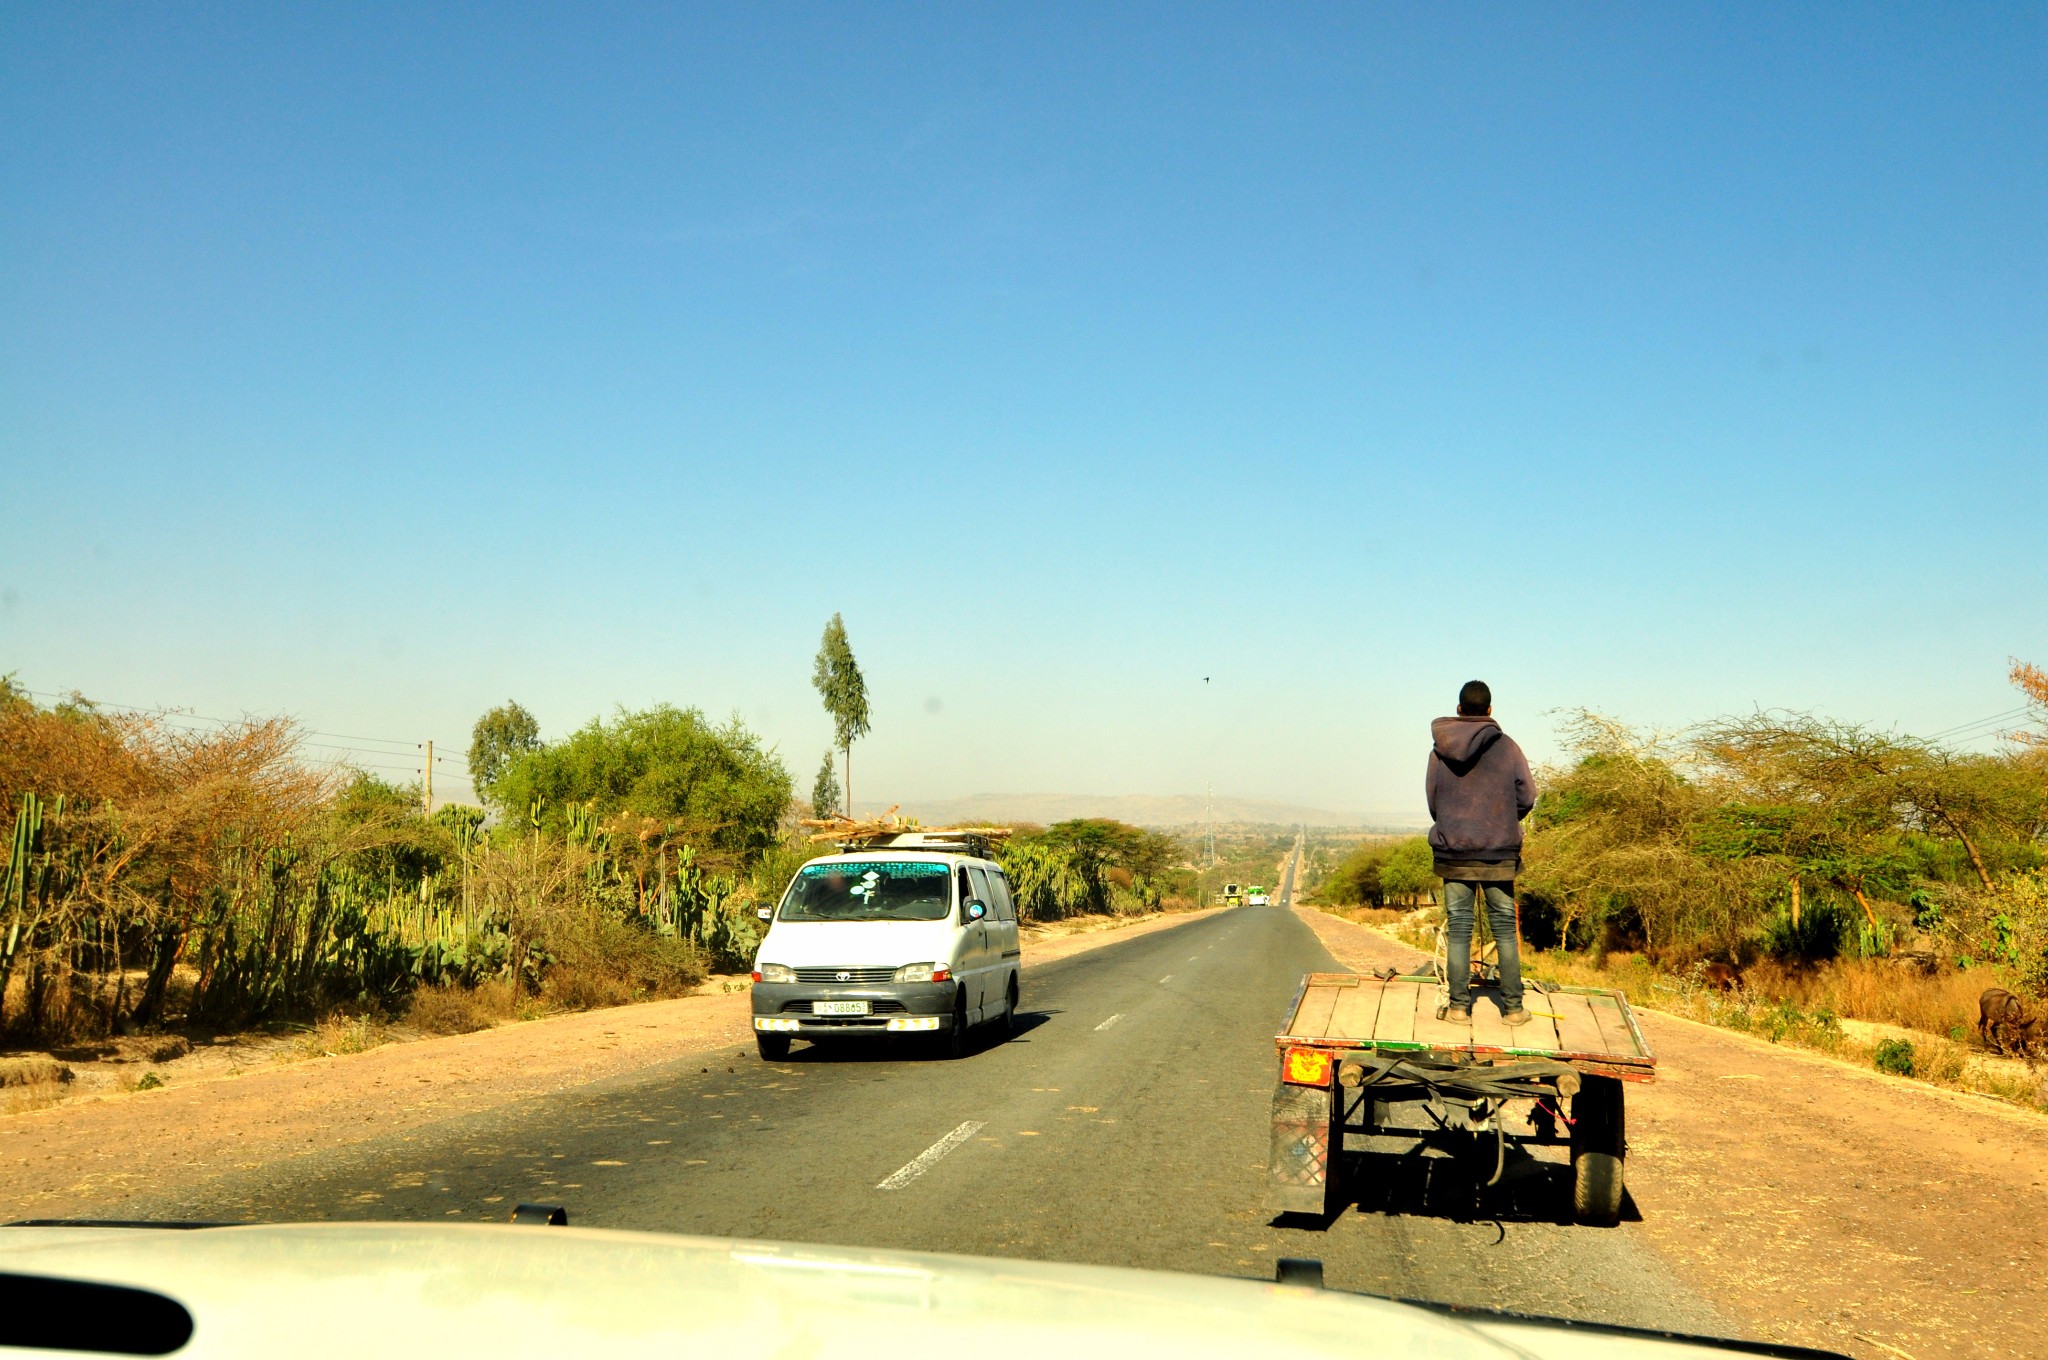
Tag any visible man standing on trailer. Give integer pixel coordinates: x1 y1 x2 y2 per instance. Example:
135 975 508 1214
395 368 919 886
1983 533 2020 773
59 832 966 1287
1425 679 1538 1025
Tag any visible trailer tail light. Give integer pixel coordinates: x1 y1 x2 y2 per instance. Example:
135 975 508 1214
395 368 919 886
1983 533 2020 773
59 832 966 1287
1282 1046 1334 1087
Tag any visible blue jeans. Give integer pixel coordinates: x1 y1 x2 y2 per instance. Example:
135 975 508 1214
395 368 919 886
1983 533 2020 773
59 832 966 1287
1444 880 1523 1011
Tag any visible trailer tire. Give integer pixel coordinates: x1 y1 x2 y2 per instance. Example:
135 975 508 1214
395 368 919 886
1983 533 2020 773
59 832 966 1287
1572 1150 1623 1225
1570 1076 1626 1226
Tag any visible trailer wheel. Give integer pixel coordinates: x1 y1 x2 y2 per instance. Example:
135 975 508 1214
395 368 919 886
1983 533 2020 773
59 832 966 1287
1570 1076 1626 1226
755 1033 791 1061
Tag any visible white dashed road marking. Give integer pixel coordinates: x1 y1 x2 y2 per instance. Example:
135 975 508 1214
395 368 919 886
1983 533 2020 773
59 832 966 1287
1160 975 1172 984
1095 1013 1122 1031
876 1121 985 1190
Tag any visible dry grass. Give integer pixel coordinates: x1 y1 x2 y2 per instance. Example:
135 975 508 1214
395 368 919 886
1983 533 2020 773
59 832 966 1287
539 968 636 1013
1520 947 2048 1113
290 1014 390 1061
407 982 519 1036
0 1075 69 1115
1737 958 2006 1039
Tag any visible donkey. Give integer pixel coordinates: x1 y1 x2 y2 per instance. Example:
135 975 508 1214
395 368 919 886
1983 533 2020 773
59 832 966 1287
1698 961 1744 994
1978 988 2035 1056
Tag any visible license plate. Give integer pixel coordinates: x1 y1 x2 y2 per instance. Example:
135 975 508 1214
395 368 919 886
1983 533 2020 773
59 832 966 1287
813 1000 870 1016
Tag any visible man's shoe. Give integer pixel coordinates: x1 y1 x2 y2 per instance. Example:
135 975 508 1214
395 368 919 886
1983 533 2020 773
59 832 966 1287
1502 1007 1533 1026
1441 1003 1472 1022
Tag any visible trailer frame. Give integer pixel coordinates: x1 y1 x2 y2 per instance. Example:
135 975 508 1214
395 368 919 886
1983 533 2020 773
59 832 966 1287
1266 971 1653 1226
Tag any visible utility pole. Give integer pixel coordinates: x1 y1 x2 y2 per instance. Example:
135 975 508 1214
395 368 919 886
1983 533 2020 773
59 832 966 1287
422 740 433 815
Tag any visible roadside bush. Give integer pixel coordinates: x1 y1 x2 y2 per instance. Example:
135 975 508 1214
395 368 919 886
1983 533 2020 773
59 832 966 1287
408 984 509 1036
541 968 637 1013
1873 1038 1916 1077
1315 837 1437 908
1761 900 1849 964
0 683 772 1051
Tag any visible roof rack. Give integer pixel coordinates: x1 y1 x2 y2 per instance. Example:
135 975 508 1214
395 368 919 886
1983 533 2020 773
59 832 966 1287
800 809 1013 859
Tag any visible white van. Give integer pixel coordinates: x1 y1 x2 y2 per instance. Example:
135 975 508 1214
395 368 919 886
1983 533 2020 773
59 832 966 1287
750 835 1022 1060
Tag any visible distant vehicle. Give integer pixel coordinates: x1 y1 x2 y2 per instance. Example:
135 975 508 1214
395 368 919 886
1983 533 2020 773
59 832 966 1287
0 1220 1825 1359
1248 884 1270 907
1222 881 1244 906
751 831 1020 1060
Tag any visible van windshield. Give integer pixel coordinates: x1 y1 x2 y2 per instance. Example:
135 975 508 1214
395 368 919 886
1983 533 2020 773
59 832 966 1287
777 861 954 922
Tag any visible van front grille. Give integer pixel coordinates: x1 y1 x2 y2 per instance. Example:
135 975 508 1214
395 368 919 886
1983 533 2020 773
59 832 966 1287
781 999 907 1015
793 966 897 984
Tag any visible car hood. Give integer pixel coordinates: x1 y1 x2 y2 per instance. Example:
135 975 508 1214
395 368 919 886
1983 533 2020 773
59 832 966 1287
0 1223 1812 1360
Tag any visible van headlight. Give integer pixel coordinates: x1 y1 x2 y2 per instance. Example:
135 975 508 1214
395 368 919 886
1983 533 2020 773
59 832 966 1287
754 963 795 984
893 963 951 983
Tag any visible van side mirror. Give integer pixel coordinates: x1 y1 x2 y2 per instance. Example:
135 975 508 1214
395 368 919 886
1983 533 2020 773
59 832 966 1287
964 900 988 922
756 907 773 922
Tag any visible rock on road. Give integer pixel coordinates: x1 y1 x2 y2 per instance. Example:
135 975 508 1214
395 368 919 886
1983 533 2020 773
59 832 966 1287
128 903 1729 1337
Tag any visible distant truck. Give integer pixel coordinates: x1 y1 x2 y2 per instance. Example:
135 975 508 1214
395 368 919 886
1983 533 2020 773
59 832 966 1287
1248 885 1271 907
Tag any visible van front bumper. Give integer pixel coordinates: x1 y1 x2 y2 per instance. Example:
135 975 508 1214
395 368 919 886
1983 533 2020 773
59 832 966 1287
751 980 960 1035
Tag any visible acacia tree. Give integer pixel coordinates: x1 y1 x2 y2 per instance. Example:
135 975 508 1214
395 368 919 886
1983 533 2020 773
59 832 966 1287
2015 658 2048 746
811 614 871 816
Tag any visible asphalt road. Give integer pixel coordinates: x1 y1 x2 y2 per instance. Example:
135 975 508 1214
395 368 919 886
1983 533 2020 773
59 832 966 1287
134 903 1729 1335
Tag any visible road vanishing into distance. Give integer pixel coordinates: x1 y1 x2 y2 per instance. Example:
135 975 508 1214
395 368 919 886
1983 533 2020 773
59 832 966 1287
130 857 1728 1337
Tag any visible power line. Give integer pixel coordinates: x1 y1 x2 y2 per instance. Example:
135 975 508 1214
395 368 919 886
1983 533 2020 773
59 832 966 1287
1925 706 2030 740
18 686 462 758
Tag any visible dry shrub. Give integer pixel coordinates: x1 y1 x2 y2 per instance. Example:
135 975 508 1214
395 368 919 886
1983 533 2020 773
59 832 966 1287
547 914 707 1000
0 1073 69 1114
291 1014 388 1060
408 984 515 1036
1333 906 1415 928
1740 958 2007 1039
541 968 635 1012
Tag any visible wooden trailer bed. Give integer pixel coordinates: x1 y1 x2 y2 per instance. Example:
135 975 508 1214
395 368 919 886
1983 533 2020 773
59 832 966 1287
1277 971 1655 1078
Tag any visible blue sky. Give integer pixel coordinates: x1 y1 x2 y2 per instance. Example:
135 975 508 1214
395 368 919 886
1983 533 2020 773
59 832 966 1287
3 3 2043 821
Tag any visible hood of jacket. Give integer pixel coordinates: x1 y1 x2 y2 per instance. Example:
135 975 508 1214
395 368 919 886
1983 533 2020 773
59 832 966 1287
1431 715 1503 767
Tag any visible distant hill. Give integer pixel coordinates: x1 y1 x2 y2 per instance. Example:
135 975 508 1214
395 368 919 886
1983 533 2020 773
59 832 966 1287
853 792 1422 831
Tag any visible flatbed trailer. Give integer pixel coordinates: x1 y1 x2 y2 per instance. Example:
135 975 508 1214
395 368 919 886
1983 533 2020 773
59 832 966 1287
1266 971 1656 1226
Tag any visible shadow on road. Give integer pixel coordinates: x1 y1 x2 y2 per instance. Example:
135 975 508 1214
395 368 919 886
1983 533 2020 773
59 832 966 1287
1273 1146 1644 1232
777 1011 1057 1064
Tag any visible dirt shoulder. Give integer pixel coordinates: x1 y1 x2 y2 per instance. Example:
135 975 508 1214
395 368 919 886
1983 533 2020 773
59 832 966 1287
1290 905 2048 1360
0 907 1223 1224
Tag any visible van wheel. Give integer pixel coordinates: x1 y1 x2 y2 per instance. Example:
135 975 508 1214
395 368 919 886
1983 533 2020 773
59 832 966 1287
755 1033 791 1062
937 995 970 1060
1000 978 1019 1037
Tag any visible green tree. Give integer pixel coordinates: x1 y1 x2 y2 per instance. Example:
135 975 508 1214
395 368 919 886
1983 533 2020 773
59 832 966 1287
469 701 542 797
488 705 792 867
811 750 842 819
811 614 871 815
1379 837 1440 905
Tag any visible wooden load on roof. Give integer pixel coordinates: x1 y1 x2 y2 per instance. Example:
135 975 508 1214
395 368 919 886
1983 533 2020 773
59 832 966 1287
800 808 1013 857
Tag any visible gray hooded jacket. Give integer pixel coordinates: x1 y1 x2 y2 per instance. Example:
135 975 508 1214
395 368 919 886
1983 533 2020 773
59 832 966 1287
1425 716 1537 872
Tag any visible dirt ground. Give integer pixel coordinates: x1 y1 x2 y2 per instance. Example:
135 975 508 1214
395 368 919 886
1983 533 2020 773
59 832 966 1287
1288 905 2048 1360
0 907 1222 1222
